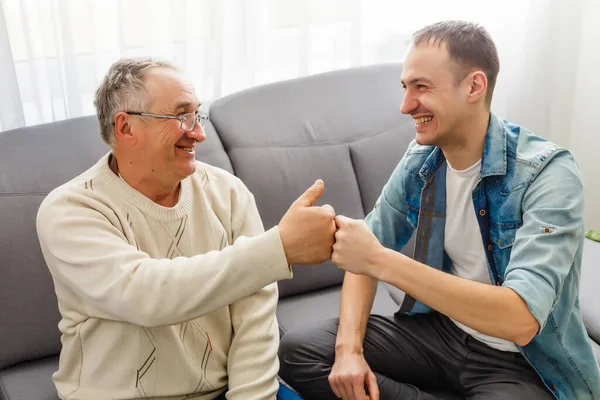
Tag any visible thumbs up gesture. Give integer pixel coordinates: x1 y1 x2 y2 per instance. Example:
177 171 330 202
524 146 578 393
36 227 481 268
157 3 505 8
278 180 337 265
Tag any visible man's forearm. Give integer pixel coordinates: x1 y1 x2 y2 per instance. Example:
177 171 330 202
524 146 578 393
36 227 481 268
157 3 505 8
335 273 378 354
376 248 539 346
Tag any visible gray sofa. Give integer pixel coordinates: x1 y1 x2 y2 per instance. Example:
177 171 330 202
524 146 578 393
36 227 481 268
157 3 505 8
0 64 598 399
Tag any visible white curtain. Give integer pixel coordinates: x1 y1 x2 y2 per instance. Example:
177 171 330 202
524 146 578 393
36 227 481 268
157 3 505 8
0 0 597 226
0 0 578 131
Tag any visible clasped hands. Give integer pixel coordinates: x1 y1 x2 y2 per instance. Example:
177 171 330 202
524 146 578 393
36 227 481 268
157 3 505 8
278 179 384 275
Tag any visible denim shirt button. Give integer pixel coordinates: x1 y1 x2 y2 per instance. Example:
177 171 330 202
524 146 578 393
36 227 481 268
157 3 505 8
479 209 486 216
487 244 493 251
552 384 557 391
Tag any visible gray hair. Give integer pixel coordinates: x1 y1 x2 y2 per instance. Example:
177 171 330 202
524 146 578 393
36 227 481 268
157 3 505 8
94 58 176 146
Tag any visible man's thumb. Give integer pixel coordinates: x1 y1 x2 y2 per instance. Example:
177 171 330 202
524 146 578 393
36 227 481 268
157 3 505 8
294 179 324 207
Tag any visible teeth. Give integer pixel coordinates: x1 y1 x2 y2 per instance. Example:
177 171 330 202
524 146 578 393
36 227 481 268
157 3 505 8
414 117 433 125
177 146 194 152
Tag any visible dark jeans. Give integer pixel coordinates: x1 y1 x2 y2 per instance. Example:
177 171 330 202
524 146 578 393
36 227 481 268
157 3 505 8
278 312 554 399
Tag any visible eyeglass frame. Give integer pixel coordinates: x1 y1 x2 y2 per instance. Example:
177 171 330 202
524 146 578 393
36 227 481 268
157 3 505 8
121 109 209 132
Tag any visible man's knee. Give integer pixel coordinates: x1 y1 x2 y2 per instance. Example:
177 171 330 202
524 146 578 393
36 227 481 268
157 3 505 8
279 329 303 366
279 329 310 382
278 322 338 383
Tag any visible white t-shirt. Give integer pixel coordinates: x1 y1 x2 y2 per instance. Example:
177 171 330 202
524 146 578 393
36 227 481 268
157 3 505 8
445 159 519 352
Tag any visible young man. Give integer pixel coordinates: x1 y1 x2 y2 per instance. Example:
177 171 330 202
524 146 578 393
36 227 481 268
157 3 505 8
279 21 600 399
37 58 333 399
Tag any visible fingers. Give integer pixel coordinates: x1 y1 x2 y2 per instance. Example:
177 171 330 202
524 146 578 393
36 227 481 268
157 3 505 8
330 373 358 400
293 179 325 207
329 374 349 399
366 371 380 400
335 215 351 229
328 374 342 398
352 376 368 400
338 379 352 400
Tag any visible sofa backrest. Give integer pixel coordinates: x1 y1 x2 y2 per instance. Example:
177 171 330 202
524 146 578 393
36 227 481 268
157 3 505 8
0 63 414 369
209 63 415 297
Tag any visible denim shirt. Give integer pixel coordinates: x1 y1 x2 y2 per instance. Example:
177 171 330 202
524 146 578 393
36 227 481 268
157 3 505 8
366 113 600 399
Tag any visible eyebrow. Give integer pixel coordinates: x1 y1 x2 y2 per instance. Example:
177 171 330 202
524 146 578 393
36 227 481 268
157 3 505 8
401 77 433 86
171 101 201 113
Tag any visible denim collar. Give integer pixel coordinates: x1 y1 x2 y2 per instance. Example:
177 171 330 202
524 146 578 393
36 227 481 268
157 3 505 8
419 112 507 181
481 113 507 178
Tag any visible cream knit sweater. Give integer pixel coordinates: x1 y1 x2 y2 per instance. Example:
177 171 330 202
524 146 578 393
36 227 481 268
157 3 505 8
36 153 292 400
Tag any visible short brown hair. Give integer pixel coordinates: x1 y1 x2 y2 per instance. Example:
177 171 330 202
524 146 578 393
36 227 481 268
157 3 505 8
412 21 500 105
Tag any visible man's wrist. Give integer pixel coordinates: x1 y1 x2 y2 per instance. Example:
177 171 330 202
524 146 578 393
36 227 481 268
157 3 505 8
370 246 392 281
334 328 364 355
335 341 364 356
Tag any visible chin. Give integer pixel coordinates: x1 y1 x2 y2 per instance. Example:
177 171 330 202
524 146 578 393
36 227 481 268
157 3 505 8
182 165 197 178
415 133 438 147
175 161 197 179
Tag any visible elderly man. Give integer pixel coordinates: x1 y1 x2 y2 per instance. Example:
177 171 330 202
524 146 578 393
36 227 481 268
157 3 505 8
36 58 334 399
279 21 600 400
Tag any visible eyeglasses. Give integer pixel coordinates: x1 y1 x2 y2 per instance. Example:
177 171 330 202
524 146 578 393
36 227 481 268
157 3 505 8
124 109 209 132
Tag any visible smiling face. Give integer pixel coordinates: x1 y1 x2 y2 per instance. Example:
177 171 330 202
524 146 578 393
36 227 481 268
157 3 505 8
124 67 206 186
400 42 474 148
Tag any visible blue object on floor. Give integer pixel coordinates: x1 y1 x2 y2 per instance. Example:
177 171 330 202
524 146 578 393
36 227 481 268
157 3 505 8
278 382 304 399
213 383 302 399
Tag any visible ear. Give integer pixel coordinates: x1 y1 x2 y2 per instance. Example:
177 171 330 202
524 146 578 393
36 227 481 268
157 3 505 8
466 71 488 105
113 112 136 145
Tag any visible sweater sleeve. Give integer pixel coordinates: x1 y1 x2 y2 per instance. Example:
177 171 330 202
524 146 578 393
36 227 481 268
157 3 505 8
36 187 291 328
226 192 281 400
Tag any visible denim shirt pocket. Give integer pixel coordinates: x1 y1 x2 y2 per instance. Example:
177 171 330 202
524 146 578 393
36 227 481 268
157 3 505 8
489 223 521 281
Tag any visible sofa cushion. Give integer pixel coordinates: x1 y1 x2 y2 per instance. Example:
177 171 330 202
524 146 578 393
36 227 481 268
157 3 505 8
277 282 398 336
348 122 415 214
228 144 363 296
581 238 600 343
0 355 58 400
0 195 62 371
209 64 414 297
0 116 108 370
0 116 106 194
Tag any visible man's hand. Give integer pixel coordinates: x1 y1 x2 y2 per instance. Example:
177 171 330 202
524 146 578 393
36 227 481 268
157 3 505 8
279 180 336 265
329 352 380 400
332 216 383 276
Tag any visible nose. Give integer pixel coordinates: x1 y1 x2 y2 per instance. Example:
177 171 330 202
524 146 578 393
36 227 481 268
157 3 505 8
400 90 419 115
186 120 207 143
